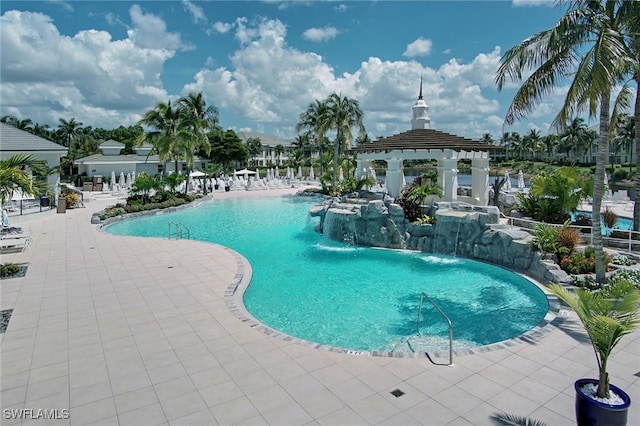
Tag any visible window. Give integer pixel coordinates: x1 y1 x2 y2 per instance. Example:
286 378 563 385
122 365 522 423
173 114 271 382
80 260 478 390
158 164 163 173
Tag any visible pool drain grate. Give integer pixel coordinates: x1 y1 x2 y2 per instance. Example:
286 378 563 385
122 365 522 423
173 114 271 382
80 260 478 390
390 389 405 398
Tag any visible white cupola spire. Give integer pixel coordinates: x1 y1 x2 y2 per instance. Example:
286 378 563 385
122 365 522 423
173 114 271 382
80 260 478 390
411 76 431 130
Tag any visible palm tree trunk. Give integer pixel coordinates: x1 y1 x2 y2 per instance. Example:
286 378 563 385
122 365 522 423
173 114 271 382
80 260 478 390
633 78 640 232
593 94 610 284
332 130 340 190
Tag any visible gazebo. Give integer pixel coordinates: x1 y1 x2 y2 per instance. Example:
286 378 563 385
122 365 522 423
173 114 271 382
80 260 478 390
350 82 502 205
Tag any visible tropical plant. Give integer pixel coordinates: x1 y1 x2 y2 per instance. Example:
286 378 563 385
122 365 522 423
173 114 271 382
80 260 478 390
64 192 79 208
548 280 640 399
129 172 161 204
601 207 618 230
163 172 185 194
397 173 443 222
530 167 592 218
530 223 562 255
496 0 635 284
557 226 581 254
0 154 48 207
560 249 611 274
320 93 366 189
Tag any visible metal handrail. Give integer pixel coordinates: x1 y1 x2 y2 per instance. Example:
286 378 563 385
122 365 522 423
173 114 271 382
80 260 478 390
168 222 191 240
417 292 454 366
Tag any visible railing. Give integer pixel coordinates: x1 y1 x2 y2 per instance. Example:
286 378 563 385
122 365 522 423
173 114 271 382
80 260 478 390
503 215 640 254
417 292 454 366
168 222 190 240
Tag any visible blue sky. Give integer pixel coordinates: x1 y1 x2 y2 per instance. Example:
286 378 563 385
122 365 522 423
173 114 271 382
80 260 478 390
0 0 570 141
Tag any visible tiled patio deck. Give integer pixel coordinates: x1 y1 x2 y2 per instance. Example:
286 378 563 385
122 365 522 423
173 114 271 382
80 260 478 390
1 189 638 425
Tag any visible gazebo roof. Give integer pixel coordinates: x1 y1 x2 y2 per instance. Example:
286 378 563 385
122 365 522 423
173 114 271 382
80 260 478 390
350 128 503 154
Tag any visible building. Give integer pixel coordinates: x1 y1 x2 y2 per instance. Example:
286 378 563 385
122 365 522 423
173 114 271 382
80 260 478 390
236 131 294 166
74 140 209 179
350 81 503 205
0 122 67 192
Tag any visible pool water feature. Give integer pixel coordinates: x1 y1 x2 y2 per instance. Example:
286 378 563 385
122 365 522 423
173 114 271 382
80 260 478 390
106 196 549 354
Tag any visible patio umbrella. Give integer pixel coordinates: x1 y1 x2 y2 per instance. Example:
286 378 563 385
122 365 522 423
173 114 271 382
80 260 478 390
339 167 344 182
126 173 132 186
297 166 302 179
255 168 260 179
111 171 116 192
275 166 279 178
309 166 315 180
119 172 125 187
504 172 511 191
517 170 525 190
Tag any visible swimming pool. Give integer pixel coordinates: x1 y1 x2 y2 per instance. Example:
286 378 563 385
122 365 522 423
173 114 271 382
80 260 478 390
106 196 549 354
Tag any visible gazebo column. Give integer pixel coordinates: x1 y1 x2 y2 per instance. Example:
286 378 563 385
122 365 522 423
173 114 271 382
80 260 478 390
356 159 372 180
471 158 490 206
385 158 405 198
441 158 458 202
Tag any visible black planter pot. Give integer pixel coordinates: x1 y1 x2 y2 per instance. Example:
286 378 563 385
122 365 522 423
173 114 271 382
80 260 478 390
224 186 230 192
214 184 219 190
575 378 631 426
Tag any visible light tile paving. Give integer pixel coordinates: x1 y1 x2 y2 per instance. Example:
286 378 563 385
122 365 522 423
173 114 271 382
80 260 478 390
1 188 638 425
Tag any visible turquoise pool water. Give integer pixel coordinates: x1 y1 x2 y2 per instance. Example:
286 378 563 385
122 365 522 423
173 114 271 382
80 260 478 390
106 196 549 353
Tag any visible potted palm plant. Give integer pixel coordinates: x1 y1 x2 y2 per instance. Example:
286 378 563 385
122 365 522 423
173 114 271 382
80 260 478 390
548 280 640 426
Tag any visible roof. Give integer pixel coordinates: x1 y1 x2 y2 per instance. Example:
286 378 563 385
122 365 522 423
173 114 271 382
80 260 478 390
74 153 161 165
0 122 68 153
236 131 293 146
349 129 503 154
100 139 125 148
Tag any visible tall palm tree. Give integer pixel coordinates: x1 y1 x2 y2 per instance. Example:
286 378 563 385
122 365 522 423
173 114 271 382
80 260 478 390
496 0 631 284
321 93 366 189
296 100 330 175
58 118 83 148
137 101 187 178
523 129 542 160
274 144 285 166
480 133 494 144
612 114 634 173
177 93 219 194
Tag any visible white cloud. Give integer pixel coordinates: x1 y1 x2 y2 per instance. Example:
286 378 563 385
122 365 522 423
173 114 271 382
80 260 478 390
182 0 206 23
512 0 555 6
211 21 232 34
302 26 339 42
334 4 348 12
403 37 432 57
0 9 179 128
127 5 190 51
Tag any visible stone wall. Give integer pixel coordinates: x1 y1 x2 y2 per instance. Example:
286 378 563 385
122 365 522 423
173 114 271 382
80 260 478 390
310 193 570 285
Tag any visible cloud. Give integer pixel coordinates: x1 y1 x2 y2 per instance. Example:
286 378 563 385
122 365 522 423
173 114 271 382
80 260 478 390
403 37 432 57
50 0 73 12
127 5 191 51
182 0 206 23
302 26 339 42
334 4 348 12
211 21 232 34
0 9 179 128
512 0 555 6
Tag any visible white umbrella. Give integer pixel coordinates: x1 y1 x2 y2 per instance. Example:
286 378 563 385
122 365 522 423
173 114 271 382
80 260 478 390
126 173 132 186
119 172 125 187
275 166 279 178
339 167 344 182
370 168 377 183
131 170 136 182
2 208 8 227
517 170 525 190
297 166 302 179
255 168 260 179
309 166 315 180
190 170 206 177
111 171 116 191
504 172 511 191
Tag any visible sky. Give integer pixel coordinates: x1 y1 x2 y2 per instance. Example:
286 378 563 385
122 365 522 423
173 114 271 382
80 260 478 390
0 0 572 142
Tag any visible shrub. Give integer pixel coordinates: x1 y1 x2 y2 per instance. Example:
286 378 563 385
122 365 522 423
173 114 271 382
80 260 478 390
601 207 618 229
611 254 635 266
560 248 611 275
613 169 628 180
531 223 561 254
64 192 79 207
0 263 21 278
571 269 640 291
557 226 581 254
414 215 436 225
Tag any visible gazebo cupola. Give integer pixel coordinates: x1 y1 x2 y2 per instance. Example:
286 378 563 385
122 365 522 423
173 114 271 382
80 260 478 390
411 77 431 130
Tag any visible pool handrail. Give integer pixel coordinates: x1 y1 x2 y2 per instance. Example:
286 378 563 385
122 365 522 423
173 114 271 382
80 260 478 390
168 221 191 240
417 292 454 367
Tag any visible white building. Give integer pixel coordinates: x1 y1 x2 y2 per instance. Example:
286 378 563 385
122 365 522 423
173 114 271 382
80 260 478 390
237 131 294 166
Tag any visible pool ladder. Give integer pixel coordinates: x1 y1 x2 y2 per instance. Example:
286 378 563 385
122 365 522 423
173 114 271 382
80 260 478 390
168 222 191 240
417 292 454 366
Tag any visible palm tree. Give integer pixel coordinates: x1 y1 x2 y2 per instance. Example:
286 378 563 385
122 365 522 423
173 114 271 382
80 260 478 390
58 118 83 148
177 92 219 194
296 100 330 175
541 134 559 163
137 100 186 178
480 133 494 144
321 93 366 189
523 129 542 160
612 114 634 173
0 154 48 207
496 0 631 284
